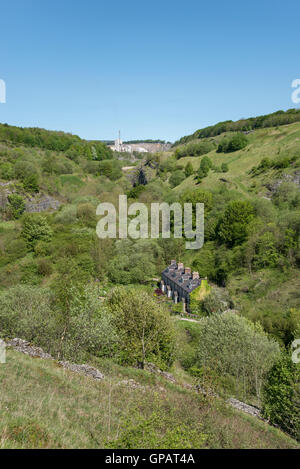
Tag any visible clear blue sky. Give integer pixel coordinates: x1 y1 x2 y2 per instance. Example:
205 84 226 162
0 0 300 142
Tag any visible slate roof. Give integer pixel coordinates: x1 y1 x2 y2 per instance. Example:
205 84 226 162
162 262 201 293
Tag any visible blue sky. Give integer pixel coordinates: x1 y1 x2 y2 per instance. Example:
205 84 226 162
0 0 300 142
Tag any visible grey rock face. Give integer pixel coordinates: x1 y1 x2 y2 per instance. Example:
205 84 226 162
7 338 53 359
227 397 262 419
7 338 105 380
25 195 61 212
58 361 104 380
266 170 300 194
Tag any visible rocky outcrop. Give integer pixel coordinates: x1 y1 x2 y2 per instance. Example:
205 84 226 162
58 361 104 381
266 170 300 194
25 195 61 212
7 338 53 359
7 338 104 381
227 398 262 419
145 362 177 383
0 184 61 212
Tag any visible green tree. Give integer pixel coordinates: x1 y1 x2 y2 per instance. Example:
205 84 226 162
169 170 185 188
7 193 25 219
107 286 175 369
254 231 281 268
218 133 248 153
197 156 212 181
262 353 300 439
184 162 194 177
180 188 213 211
0 162 14 180
218 200 254 247
98 160 122 181
196 312 280 399
23 173 39 193
221 162 229 172
21 214 53 249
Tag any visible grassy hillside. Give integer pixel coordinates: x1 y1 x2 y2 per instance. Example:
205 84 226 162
0 348 297 449
173 121 300 197
0 117 299 446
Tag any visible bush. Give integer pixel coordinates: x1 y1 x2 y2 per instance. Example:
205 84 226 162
221 162 229 173
7 194 25 219
273 155 291 169
14 160 38 181
197 156 212 180
184 162 194 177
23 173 39 193
0 284 118 361
218 200 254 247
0 162 14 180
180 188 213 211
37 258 53 276
262 353 300 440
169 170 185 188
127 185 146 199
55 205 77 225
77 203 96 226
201 288 232 315
98 160 122 181
21 214 53 249
175 141 215 159
107 286 175 369
272 182 300 209
196 312 280 399
218 133 248 153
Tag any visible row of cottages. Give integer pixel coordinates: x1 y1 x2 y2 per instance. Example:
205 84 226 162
161 260 202 313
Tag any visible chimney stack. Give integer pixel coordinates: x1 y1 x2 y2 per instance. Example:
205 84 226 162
170 259 176 266
177 262 184 270
185 267 191 275
192 271 199 280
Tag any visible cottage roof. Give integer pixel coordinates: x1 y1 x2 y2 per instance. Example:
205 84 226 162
162 262 201 293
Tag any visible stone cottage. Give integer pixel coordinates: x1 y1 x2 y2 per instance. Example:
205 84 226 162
161 260 202 313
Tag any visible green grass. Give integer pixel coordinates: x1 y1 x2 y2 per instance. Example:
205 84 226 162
173 121 300 197
0 349 298 449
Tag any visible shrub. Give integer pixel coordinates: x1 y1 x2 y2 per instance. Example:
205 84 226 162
201 288 233 315
0 284 118 361
197 156 212 180
273 155 291 169
196 312 280 399
169 170 185 188
221 162 229 172
262 353 300 440
184 162 194 177
77 203 96 226
7 194 25 219
107 286 175 369
23 173 39 193
272 182 300 209
175 141 215 159
98 160 122 181
218 200 254 247
14 160 37 181
218 133 248 153
55 205 77 225
127 185 146 199
0 162 14 180
180 188 213 211
21 214 53 249
37 258 53 276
